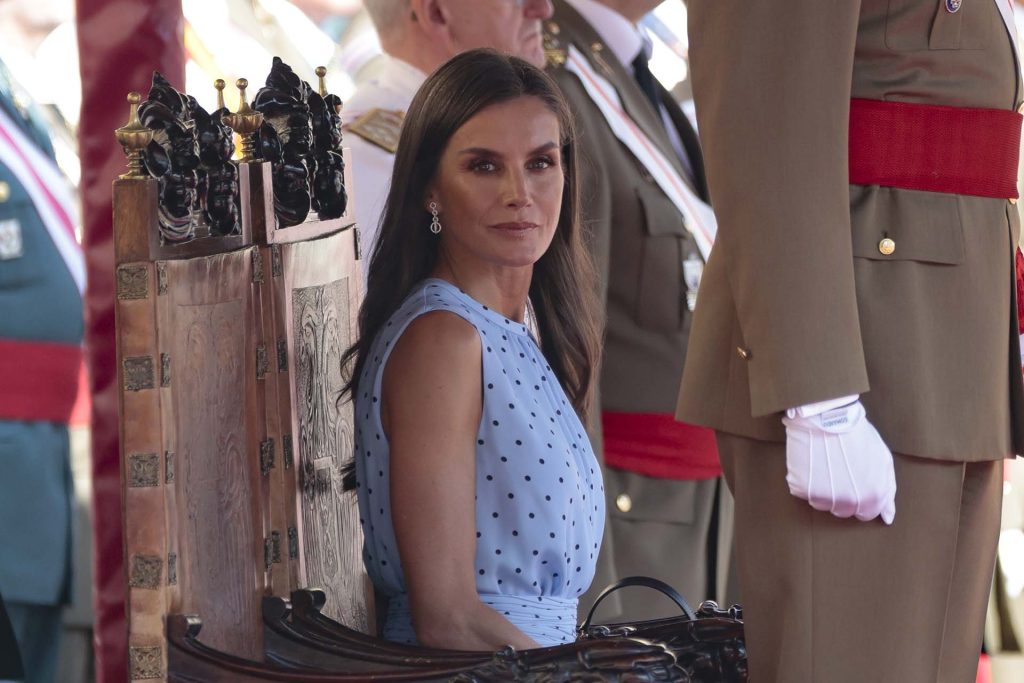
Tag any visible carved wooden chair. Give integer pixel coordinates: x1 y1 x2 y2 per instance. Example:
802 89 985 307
112 75 745 682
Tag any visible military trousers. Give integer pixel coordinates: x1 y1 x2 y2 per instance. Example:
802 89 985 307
1 602 62 683
718 432 1002 683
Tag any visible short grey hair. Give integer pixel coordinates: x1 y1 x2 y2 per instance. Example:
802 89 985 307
363 0 410 34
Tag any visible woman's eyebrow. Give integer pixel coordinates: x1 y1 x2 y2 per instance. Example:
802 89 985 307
457 141 559 157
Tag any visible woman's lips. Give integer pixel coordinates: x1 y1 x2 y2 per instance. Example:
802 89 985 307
490 221 539 232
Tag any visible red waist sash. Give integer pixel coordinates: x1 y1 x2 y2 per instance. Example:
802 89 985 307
0 338 82 423
601 412 720 481
848 98 1022 198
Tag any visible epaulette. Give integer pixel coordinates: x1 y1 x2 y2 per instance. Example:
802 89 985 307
543 21 567 69
345 108 405 154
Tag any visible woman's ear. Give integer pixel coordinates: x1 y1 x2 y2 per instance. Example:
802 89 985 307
424 186 439 213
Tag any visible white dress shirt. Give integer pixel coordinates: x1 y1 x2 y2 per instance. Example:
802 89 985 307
565 0 695 184
344 54 427 265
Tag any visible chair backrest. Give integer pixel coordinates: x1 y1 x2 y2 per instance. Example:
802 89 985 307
114 147 371 681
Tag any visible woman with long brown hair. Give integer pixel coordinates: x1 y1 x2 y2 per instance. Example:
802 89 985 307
342 49 603 650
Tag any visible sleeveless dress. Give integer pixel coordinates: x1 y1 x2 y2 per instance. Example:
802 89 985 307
354 278 605 646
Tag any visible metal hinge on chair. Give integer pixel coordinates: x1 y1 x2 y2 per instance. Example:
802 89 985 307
260 438 275 475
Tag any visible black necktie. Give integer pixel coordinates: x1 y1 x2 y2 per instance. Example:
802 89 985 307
631 51 661 113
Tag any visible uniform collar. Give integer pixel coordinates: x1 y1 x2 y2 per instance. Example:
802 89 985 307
565 0 645 67
345 53 428 119
378 54 428 101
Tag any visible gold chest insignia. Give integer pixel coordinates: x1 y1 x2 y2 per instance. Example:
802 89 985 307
544 21 567 68
346 108 405 154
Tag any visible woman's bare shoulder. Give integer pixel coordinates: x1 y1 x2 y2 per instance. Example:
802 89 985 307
383 310 482 399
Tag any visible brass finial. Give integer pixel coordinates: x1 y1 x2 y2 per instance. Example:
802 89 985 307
114 92 153 179
214 79 226 111
315 66 327 97
223 77 264 163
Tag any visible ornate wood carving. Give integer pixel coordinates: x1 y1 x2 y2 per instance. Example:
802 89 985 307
256 345 268 380
165 450 174 484
160 353 171 387
129 453 160 488
124 356 155 391
287 526 298 560
282 433 293 469
450 640 684 682
168 288 262 660
114 180 169 681
272 531 282 564
118 264 150 300
157 262 168 294
260 438 275 475
129 645 164 680
291 276 364 624
277 338 288 372
168 552 177 586
271 245 283 277
580 602 747 682
252 249 264 283
155 262 167 294
129 554 164 589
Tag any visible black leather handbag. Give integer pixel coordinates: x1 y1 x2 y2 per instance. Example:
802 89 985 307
578 576 747 682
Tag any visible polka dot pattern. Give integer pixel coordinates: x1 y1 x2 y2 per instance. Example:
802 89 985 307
353 279 605 647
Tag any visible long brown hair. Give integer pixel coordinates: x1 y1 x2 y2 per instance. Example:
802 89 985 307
341 49 600 418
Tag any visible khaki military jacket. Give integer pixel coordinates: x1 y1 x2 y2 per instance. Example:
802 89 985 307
546 1 709 422
676 0 1024 461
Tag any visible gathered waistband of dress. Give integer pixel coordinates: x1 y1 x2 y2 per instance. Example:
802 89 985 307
384 592 580 646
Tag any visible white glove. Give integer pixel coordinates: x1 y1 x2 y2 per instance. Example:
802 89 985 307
782 398 896 524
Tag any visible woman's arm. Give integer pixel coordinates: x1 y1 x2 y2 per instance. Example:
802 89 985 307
382 310 542 651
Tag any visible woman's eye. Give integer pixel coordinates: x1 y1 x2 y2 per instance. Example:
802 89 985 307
528 156 555 170
470 160 498 173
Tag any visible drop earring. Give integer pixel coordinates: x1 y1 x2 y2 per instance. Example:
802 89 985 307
429 202 442 234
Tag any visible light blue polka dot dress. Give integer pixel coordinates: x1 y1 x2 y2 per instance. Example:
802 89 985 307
354 278 605 647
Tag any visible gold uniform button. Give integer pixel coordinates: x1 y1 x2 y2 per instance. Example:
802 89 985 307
0 181 9 203
736 346 751 360
615 493 632 513
878 238 896 256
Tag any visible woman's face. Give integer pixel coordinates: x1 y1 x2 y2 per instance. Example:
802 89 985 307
429 96 564 273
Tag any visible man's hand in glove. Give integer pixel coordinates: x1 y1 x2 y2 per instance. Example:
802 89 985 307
782 397 896 524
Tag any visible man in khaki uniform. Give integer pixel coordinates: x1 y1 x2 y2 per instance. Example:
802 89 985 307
678 0 1024 680
545 0 731 618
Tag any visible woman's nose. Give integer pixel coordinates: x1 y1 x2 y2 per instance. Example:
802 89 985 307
504 169 531 208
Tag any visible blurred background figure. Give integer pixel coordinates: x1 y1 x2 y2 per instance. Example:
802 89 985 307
543 0 730 619
181 0 358 112
291 0 363 42
0 593 24 681
0 54 85 683
0 0 80 184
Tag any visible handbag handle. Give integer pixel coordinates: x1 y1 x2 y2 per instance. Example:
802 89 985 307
580 575 696 632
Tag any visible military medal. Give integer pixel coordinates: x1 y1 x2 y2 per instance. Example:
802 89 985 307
683 252 703 312
0 219 23 260
945 0 962 13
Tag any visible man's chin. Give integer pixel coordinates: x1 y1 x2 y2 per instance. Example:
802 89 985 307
518 40 547 69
